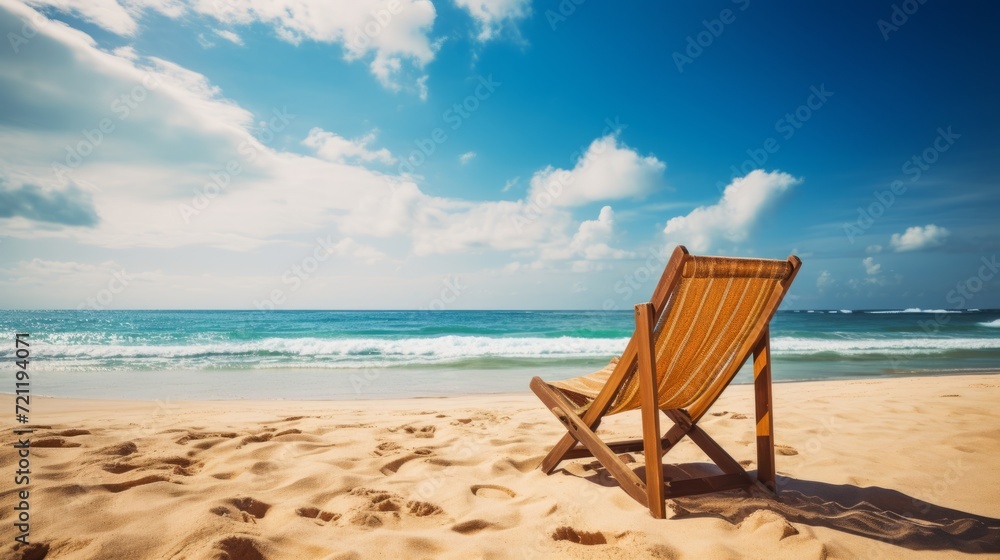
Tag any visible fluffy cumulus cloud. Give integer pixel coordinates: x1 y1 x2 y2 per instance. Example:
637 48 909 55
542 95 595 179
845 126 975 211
303 128 395 165
0 2 677 281
889 224 950 252
662 170 799 251
21 0 438 93
454 0 531 42
526 134 667 207
540 206 632 262
336 134 667 258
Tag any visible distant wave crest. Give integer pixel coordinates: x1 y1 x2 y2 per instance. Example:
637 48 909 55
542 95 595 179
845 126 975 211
771 336 1000 355
868 308 964 314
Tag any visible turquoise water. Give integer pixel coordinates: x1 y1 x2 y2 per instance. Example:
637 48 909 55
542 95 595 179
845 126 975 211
1 309 998 399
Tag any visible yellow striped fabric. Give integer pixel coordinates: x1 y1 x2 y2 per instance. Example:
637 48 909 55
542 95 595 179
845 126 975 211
549 255 791 415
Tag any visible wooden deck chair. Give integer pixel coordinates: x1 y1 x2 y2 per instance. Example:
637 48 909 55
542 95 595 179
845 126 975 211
530 245 801 518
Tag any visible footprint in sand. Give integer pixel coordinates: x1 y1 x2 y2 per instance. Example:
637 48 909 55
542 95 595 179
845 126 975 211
730 413 749 420
380 455 420 476
407 500 442 517
470 484 516 499
33 438 82 448
102 462 139 474
374 441 402 456
775 444 799 456
12 542 49 560
710 411 729 417
296 506 341 523
229 497 271 519
99 442 139 456
175 432 238 445
403 425 436 438
101 475 172 493
52 429 91 437
551 526 608 545
214 536 265 560
347 488 444 526
452 519 496 534
238 433 273 448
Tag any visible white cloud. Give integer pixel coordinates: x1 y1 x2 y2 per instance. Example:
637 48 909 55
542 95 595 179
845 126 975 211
526 134 667 207
662 170 799 251
501 177 519 192
302 127 396 165
337 134 669 258
862 256 881 275
23 0 139 35
459 151 476 165
866 244 883 254
889 224 950 252
0 2 674 273
454 0 531 42
22 0 439 94
212 28 244 45
323 238 386 264
539 206 633 262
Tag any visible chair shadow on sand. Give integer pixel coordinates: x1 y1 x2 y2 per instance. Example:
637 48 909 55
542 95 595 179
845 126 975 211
566 461 1000 554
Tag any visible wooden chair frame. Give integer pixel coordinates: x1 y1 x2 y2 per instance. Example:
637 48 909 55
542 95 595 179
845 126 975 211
530 246 801 518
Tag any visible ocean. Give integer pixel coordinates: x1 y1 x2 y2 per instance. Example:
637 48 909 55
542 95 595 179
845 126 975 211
1 309 999 400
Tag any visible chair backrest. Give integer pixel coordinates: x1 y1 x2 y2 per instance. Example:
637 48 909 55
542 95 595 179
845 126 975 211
606 251 799 416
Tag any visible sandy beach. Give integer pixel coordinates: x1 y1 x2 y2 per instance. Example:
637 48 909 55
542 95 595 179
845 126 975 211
3 373 1000 559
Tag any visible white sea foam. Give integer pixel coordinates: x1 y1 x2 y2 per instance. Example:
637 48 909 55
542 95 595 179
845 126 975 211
15 336 632 363
771 336 1000 355
978 319 1000 328
868 308 963 314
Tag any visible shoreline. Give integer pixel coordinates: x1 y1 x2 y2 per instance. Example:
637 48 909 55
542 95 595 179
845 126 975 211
5 366 1000 402
3 373 999 559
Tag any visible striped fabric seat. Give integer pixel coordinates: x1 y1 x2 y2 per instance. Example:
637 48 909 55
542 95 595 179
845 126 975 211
550 255 793 415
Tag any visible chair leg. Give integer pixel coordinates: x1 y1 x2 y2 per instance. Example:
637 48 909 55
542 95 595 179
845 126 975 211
753 330 776 492
529 377 650 506
635 303 665 518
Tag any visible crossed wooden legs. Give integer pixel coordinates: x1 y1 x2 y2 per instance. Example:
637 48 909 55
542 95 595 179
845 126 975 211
529 321 777 519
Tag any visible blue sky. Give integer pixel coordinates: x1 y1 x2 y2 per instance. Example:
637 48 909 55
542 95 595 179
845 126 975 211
0 0 997 310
